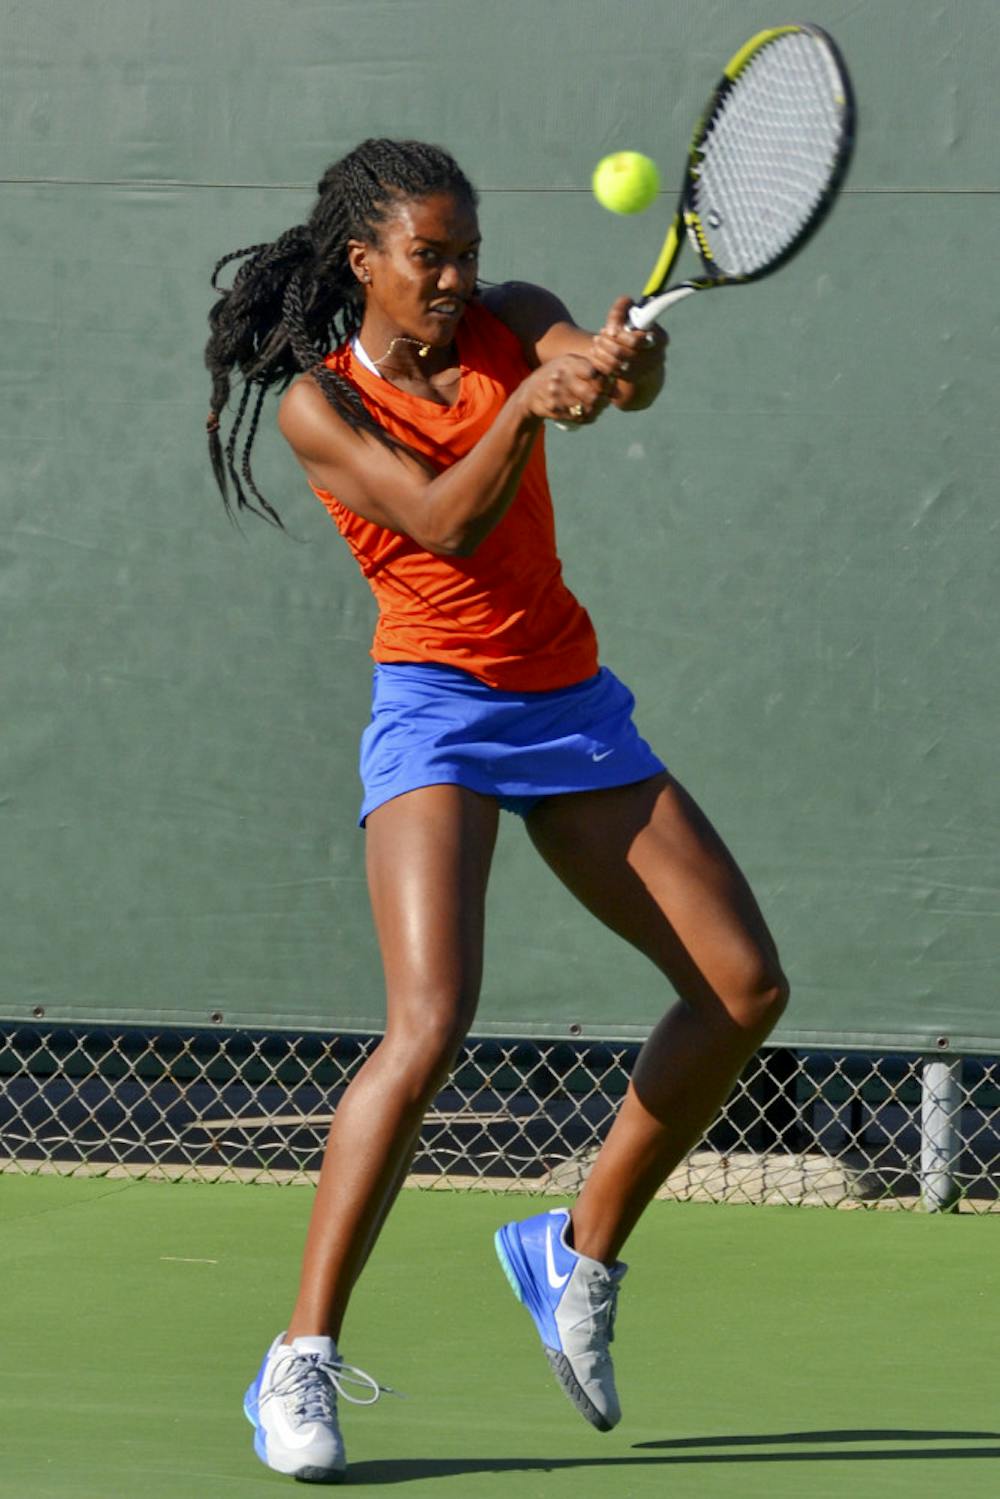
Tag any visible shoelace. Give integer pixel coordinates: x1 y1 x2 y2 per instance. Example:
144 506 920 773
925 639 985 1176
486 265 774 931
265 1351 395 1423
595 1282 620 1345
569 1267 625 1349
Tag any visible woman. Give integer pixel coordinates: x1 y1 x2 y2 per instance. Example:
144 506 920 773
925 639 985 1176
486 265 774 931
205 138 788 1484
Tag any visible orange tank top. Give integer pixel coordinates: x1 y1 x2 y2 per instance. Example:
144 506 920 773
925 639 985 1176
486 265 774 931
309 300 599 691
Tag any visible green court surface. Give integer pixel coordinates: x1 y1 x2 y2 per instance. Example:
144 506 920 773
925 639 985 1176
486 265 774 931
1 1176 997 1498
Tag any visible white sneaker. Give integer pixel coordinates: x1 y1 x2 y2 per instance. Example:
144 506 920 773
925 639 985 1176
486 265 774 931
495 1207 627 1431
243 1332 384 1483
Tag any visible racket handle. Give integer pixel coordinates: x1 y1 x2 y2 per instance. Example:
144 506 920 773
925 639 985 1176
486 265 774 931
629 285 697 331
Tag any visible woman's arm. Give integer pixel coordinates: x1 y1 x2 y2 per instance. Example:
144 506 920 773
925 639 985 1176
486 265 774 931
482 283 668 412
278 350 605 558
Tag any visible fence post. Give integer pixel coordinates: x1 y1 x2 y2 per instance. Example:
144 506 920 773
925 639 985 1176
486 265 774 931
920 1055 963 1212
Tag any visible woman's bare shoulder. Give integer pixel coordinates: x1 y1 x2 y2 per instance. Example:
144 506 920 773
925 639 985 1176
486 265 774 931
278 373 351 461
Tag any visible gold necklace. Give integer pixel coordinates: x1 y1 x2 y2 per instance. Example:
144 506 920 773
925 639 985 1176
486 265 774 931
372 334 431 367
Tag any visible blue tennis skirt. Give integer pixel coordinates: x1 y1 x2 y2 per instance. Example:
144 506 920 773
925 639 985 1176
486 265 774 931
358 662 666 824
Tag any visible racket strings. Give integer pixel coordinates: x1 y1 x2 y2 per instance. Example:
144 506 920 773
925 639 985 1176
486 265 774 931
692 33 848 276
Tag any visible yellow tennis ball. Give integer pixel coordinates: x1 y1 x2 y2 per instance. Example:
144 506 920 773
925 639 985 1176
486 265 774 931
592 151 660 215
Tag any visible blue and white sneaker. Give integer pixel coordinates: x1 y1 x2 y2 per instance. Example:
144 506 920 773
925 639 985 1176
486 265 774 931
494 1207 627 1431
244 1332 385 1483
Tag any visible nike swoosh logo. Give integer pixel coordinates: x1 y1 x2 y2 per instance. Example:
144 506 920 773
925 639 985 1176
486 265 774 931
276 1421 326 1448
591 748 614 762
545 1224 571 1290
267 1390 336 1446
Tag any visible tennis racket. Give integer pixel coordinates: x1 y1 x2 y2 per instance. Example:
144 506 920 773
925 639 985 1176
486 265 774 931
628 22 855 334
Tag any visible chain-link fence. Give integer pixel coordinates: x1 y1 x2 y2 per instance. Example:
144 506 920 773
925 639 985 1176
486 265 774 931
1 1022 997 1211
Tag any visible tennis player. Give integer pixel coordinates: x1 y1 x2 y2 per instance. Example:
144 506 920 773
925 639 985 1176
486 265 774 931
205 138 788 1483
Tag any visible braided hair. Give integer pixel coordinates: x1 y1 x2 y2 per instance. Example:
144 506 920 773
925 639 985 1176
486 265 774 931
204 138 478 526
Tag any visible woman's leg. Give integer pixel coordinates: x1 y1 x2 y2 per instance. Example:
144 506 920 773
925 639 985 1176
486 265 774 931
285 784 499 1343
525 771 789 1265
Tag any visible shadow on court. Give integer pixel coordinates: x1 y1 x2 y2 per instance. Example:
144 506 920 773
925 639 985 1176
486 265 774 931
634 1428 1000 1450
349 1432 1000 1483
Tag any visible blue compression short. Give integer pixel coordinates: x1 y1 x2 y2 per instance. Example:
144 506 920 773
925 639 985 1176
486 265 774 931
358 662 666 825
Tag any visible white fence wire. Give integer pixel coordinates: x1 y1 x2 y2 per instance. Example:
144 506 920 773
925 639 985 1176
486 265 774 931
1 1024 997 1211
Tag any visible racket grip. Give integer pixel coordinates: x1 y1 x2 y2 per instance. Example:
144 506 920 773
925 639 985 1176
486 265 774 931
629 285 697 331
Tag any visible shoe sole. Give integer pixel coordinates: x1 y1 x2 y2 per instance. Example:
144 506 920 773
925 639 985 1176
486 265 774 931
493 1226 615 1433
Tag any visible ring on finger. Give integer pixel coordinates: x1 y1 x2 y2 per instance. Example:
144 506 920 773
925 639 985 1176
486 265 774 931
568 402 585 420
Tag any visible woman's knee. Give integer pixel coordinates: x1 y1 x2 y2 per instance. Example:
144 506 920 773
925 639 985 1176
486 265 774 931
379 994 474 1098
729 961 790 1035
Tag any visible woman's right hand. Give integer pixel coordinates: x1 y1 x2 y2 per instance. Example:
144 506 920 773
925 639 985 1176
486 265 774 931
518 354 610 426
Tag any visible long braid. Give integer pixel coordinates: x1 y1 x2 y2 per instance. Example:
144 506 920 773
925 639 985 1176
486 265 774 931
205 138 478 527
222 383 253 507
238 383 276 524
281 269 369 432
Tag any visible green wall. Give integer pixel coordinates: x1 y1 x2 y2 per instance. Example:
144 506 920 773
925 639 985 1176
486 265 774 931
2 1 998 1049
